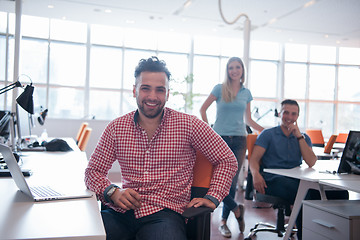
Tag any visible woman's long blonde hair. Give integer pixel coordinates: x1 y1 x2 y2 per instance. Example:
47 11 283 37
221 57 245 102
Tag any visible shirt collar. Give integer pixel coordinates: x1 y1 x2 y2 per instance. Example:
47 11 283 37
133 108 168 125
275 125 296 139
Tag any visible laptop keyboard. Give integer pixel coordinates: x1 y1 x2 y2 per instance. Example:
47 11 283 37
30 186 64 198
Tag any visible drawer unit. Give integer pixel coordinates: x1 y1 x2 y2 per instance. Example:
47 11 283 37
303 200 360 240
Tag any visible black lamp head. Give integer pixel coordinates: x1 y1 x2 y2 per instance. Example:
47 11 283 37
37 109 48 125
16 84 34 114
274 108 279 117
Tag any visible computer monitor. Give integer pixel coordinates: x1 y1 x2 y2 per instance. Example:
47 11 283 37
337 130 360 174
0 110 11 143
17 105 33 139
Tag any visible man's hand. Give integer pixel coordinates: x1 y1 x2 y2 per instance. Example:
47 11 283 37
252 171 267 194
111 188 142 211
287 121 302 138
186 197 216 210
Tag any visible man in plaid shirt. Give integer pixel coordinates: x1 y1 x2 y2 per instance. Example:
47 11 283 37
85 56 238 240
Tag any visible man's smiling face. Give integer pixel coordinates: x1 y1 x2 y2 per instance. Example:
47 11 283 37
133 71 169 119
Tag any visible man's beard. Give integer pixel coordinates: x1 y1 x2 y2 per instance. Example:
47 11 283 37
137 100 165 119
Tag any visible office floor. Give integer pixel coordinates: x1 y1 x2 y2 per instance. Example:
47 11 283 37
209 186 297 240
210 184 360 240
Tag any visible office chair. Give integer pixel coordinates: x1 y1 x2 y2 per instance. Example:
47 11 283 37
76 122 88 144
336 132 348 143
77 127 92 151
323 134 338 154
245 192 296 239
245 133 258 200
100 150 213 240
306 129 325 147
183 150 214 240
245 134 297 240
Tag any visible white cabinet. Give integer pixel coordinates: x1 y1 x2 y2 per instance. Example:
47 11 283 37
303 200 360 240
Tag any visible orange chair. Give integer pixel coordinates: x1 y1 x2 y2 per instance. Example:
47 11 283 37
77 127 92 151
76 122 88 144
245 133 258 200
336 133 348 143
182 150 214 240
306 129 325 147
324 134 338 154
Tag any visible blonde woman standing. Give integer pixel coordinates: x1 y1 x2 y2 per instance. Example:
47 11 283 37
200 57 264 238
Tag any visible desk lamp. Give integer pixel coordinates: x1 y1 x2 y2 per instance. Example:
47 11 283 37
0 76 35 150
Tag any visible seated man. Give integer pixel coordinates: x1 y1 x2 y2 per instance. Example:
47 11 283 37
84 56 238 240
249 99 348 240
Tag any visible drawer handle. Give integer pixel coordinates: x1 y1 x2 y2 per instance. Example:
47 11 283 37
312 219 335 229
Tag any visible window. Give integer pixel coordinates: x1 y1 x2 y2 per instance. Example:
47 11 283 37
309 45 336 64
21 38 48 84
249 60 277 98
22 15 49 38
285 43 307 62
250 41 280 60
194 35 221 55
308 65 335 100
284 63 307 99
89 46 123 88
338 66 360 101
50 19 87 43
157 32 191 53
193 56 220 95
339 47 360 65
91 24 123 47
308 102 334 138
0 12 7 33
0 12 359 137
48 87 84 118
49 42 86 87
337 103 360 133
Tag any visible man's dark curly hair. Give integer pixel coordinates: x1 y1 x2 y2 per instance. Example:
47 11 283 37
134 56 171 81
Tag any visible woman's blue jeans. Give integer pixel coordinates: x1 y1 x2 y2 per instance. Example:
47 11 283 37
221 136 246 220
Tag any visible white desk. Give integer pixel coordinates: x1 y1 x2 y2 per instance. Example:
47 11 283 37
0 143 106 240
319 179 360 193
264 160 360 240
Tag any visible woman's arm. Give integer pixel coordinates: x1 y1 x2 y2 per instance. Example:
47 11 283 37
200 94 217 124
245 102 265 132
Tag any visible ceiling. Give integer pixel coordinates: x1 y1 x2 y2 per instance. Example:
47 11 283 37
1 0 360 48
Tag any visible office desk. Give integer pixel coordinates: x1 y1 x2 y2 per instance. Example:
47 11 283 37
265 160 360 240
0 146 106 240
319 179 360 193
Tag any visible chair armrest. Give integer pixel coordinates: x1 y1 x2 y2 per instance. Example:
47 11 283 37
182 206 213 218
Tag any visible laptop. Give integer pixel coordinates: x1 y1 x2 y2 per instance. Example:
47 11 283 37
337 130 360 174
0 143 93 201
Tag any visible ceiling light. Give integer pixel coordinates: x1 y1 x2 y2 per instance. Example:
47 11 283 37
104 9 112 13
48 5 54 9
268 18 277 24
304 0 316 8
184 0 193 8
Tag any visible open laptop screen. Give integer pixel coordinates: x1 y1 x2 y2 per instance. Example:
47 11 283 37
337 130 360 174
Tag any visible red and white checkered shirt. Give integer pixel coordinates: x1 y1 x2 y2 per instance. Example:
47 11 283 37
85 107 237 218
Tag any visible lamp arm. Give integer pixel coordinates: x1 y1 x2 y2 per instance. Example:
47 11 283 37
218 0 249 24
256 109 273 122
0 81 22 95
